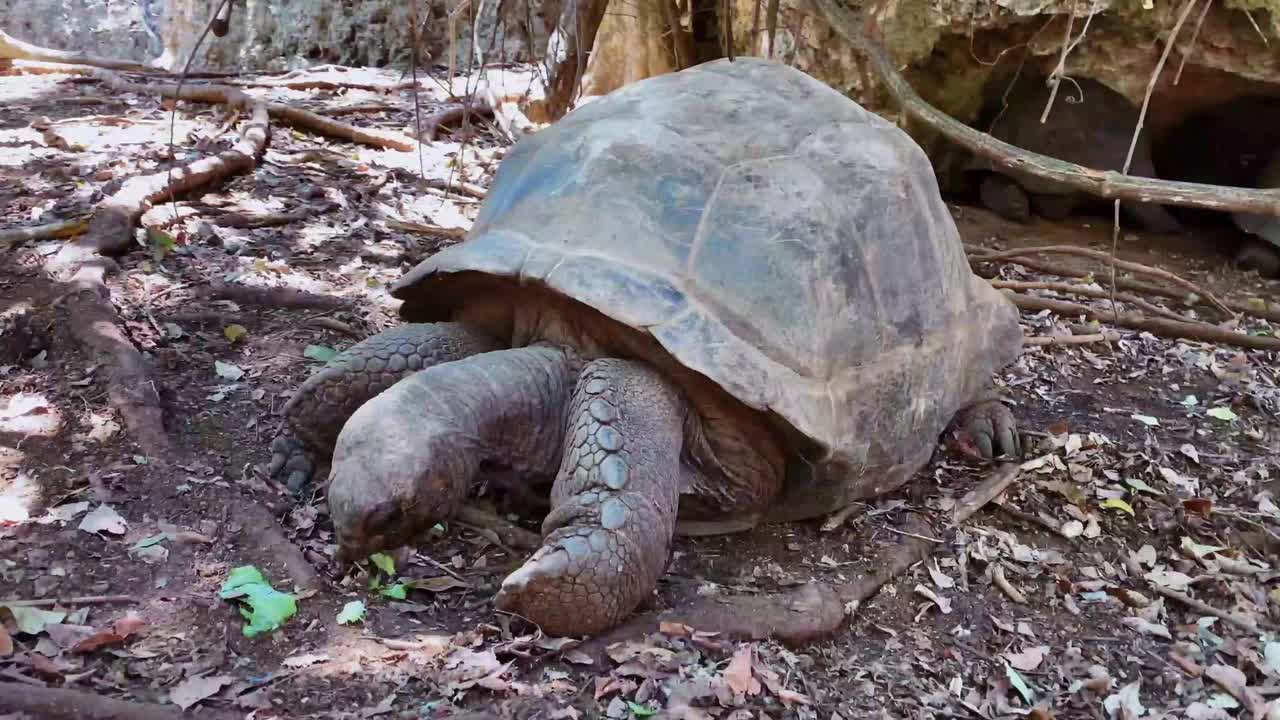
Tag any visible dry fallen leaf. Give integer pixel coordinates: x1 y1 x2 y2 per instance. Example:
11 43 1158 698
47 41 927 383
170 674 234 710
281 652 330 668
1003 645 1050 672
0 624 12 657
722 645 761 697
78 504 127 535
70 613 146 654
1121 616 1171 640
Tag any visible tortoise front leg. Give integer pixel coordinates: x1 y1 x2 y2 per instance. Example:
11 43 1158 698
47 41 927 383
326 344 579 560
267 323 502 492
495 358 686 637
946 394 1021 462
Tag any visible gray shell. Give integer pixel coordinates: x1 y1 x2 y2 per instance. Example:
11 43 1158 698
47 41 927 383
391 58 1023 519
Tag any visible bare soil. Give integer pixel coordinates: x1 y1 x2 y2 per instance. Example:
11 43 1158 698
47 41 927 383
1 63 1278 720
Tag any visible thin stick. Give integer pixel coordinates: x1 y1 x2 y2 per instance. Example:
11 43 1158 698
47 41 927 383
952 463 1021 524
972 244 1234 317
966 247 1280 323
0 594 136 607
992 563 1028 603
1023 332 1118 347
1040 4 1076 124
991 279 1191 323
1148 585 1262 634
1005 293 1280 352
0 216 90 250
1174 0 1214 84
1111 0 1200 318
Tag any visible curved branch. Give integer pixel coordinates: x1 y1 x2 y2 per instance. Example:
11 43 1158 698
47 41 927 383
806 0 1280 218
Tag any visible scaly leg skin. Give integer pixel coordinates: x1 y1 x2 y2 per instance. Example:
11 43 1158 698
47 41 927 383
326 344 580 562
495 359 686 637
946 394 1021 462
1125 202 1183 234
979 174 1030 224
267 322 502 492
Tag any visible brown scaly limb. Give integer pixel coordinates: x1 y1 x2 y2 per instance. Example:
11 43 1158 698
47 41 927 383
1005 293 1280 352
0 682 243 720
804 2 1280 218
417 101 496 142
0 28 158 73
0 216 89 251
966 247 1280 324
586 464 1021 649
967 244 1234 317
991 279 1191 324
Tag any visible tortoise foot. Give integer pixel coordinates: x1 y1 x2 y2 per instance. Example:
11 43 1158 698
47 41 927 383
495 359 684 637
1236 238 1280 278
265 322 502 493
267 430 315 494
979 175 1030 223
947 398 1021 462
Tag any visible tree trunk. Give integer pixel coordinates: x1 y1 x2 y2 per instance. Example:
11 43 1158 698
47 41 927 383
544 0 610 120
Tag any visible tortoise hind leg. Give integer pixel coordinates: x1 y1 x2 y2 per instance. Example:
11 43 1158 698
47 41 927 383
946 395 1021 462
1236 238 1280 278
495 358 685 637
267 322 502 492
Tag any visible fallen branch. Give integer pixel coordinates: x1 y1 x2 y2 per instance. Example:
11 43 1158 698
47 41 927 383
0 216 89 251
991 279 1190 323
93 71 418 151
423 177 487 199
0 28 157 73
232 77 420 94
1149 585 1263 635
967 247 1280 323
48 102 270 274
804 4 1280 218
204 282 350 311
1023 332 1119 347
0 594 135 607
418 102 495 142
0 682 243 720
969 244 1233 317
991 563 1028 603
1005 293 1280 352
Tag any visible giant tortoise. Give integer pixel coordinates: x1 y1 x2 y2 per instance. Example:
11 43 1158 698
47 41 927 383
268 57 1025 637
1232 148 1280 277
965 73 1182 233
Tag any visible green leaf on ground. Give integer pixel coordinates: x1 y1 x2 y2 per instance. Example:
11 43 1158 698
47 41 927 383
303 345 338 363
1101 498 1135 516
381 583 407 600
218 565 297 637
337 601 366 625
369 552 395 576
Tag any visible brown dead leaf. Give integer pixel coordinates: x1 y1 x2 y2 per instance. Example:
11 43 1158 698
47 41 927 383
562 650 593 665
27 652 64 681
170 674 233 711
594 675 638 700
1205 664 1266 717
70 612 146 654
1003 646 1049 672
0 624 11 656
723 645 761 697
1183 498 1214 517
659 621 693 637
405 576 470 592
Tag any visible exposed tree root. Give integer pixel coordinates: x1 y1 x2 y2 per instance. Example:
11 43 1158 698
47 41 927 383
804 5 1280 218
203 282 350 311
967 247 1280 324
56 261 172 460
544 0 611 121
49 103 270 275
591 464 1021 649
0 682 243 720
0 216 89 251
385 219 470 240
965 244 1233 316
0 28 157 73
1005 293 1280 352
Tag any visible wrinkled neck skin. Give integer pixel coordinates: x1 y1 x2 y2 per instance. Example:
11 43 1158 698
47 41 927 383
452 292 788 521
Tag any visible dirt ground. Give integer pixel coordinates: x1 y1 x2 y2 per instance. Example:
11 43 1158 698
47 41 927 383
1 61 1279 720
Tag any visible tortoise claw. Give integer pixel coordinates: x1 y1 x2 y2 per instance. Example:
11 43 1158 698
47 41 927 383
950 399 1020 461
